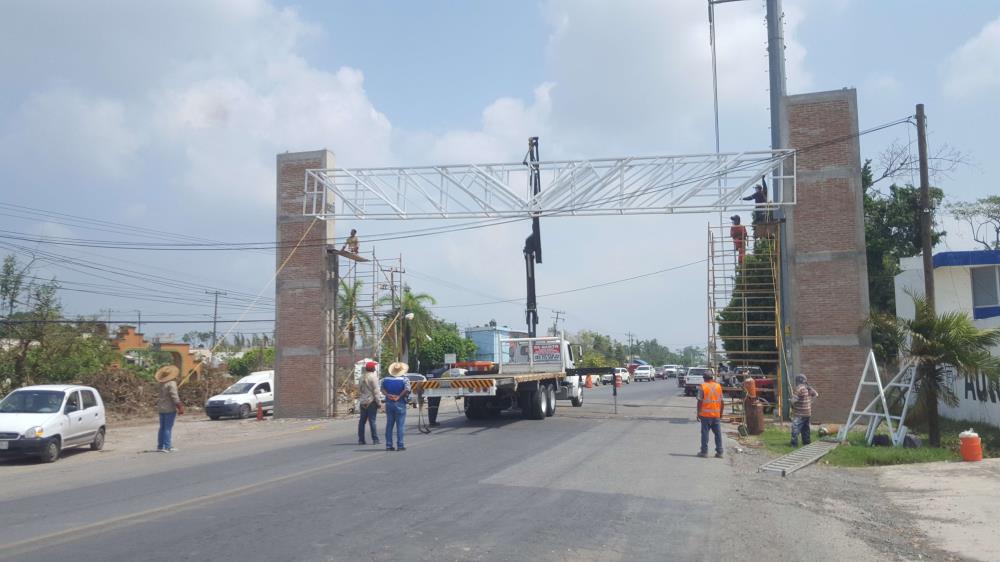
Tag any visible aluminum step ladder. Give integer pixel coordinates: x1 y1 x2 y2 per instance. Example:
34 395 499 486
757 440 839 476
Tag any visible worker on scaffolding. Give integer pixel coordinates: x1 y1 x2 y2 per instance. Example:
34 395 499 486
341 228 360 254
742 179 769 224
729 215 748 265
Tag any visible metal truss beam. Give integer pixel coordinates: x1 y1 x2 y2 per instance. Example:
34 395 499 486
303 150 796 219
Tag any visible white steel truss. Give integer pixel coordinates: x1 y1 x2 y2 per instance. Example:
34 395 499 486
303 150 796 219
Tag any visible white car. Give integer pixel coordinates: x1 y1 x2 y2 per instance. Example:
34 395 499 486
205 370 274 420
601 367 631 385
0 385 107 463
633 365 655 382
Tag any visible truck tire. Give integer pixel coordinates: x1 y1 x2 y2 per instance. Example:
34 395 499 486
571 391 584 407
545 385 556 417
465 397 487 420
520 389 545 420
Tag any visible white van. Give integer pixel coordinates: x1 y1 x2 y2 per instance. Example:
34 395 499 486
204 370 274 420
0 385 107 463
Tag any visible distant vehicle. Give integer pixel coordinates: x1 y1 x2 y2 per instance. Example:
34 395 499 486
661 365 683 379
205 370 274 420
0 385 107 463
633 365 655 382
602 367 630 385
683 367 716 396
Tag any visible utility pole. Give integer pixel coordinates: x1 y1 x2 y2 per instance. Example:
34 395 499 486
626 332 635 364
916 104 935 313
550 310 564 336
135 309 142 334
206 290 226 349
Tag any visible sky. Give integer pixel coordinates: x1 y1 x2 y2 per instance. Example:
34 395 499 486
1 0 998 351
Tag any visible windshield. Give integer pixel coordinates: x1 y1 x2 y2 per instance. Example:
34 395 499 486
0 390 66 414
221 383 254 395
689 369 709 377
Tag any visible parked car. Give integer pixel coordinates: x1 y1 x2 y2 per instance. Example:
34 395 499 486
683 367 716 396
633 365 655 382
205 370 274 420
0 385 107 463
602 367 630 385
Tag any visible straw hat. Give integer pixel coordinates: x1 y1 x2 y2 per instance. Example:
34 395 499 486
388 362 409 376
155 365 180 383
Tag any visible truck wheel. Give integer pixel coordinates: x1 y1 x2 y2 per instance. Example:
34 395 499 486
40 438 61 463
465 397 487 420
545 385 556 417
521 389 545 420
571 391 584 407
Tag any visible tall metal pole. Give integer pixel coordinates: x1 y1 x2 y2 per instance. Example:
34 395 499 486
766 0 786 152
524 136 542 338
916 104 935 313
708 0 721 155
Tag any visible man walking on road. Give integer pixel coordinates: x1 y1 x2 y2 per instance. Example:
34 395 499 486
381 362 412 451
790 374 819 447
696 371 724 458
358 361 381 445
155 365 184 453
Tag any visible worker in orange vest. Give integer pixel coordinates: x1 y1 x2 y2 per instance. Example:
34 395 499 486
696 371 724 458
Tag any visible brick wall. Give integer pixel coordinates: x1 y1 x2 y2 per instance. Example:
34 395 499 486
784 89 871 422
275 150 335 418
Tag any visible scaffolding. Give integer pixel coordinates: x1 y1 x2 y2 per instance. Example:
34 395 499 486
326 248 403 416
707 219 784 415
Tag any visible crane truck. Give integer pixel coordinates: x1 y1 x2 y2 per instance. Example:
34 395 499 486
413 335 612 421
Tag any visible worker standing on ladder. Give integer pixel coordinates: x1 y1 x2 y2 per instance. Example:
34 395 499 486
730 215 748 265
342 229 359 254
696 372 724 458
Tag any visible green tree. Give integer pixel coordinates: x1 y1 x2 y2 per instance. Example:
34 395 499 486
417 325 476 370
873 296 1000 447
949 195 1000 250
338 280 374 356
380 287 437 363
717 244 778 373
227 348 275 378
577 350 614 368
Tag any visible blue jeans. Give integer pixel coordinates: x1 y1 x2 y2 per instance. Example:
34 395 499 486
791 415 811 446
384 400 406 448
158 412 176 450
700 417 723 455
358 402 379 443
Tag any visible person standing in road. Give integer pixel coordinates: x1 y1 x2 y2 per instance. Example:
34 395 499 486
357 361 382 445
381 362 412 451
425 365 450 427
790 374 819 447
155 365 184 453
696 371 724 458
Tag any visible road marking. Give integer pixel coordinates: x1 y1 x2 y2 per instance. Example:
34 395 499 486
0 435 448 556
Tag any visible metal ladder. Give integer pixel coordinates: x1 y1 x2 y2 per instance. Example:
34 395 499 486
757 440 839 476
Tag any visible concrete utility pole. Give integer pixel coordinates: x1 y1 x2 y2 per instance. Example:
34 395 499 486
626 332 635 364
550 310 564 336
916 104 935 313
206 290 226 349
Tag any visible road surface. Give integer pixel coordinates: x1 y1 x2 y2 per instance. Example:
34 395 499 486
0 379 935 561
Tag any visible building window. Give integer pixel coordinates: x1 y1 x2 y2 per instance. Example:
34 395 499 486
971 266 1000 319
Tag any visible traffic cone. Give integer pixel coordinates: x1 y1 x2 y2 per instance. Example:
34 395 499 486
585 375 593 389
256 402 264 421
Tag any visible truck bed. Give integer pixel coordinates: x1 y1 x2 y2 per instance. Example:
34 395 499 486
412 371 565 398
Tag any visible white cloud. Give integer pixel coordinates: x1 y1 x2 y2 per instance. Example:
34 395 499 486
944 17 1000 99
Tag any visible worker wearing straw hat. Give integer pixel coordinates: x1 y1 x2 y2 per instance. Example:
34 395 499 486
155 365 185 452
381 362 412 451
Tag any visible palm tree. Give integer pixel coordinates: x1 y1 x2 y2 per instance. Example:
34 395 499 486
337 280 373 357
875 296 1000 446
380 287 437 366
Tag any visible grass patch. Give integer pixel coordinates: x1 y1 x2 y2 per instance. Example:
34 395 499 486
758 426 961 467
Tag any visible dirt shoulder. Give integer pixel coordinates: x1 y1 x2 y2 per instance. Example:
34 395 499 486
723 437 967 562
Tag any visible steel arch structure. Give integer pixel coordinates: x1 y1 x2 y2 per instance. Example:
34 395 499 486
302 150 795 220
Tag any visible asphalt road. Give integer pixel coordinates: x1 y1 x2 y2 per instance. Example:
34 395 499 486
0 378 882 562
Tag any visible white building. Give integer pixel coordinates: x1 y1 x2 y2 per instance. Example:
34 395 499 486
895 250 1000 427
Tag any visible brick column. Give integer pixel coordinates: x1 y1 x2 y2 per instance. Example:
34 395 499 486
784 89 871 422
275 150 335 418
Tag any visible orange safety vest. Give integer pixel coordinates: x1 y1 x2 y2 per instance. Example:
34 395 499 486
699 382 723 418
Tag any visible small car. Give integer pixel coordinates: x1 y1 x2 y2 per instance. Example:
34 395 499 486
633 365 655 382
0 385 107 463
205 370 274 420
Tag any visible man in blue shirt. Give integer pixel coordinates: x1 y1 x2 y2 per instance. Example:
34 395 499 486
381 362 412 451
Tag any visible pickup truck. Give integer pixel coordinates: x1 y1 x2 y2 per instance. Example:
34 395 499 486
683 366 716 396
412 335 613 421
